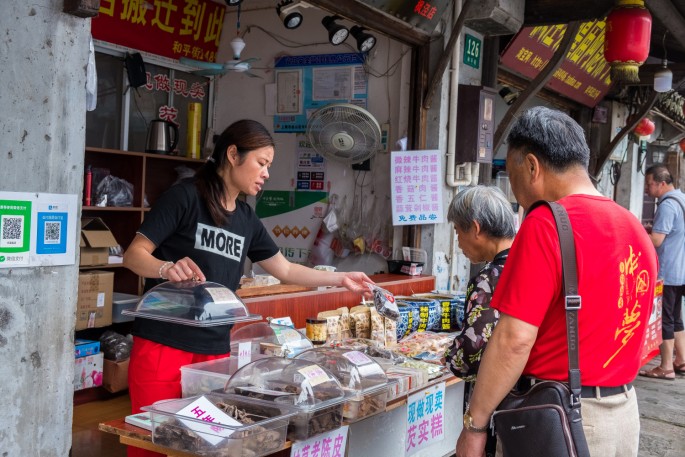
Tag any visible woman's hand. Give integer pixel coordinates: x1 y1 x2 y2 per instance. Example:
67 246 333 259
340 271 374 299
161 257 206 282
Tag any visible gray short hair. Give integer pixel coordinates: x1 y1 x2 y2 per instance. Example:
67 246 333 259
506 106 589 171
447 186 516 238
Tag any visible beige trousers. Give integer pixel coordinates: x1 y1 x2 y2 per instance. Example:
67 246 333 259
495 386 639 457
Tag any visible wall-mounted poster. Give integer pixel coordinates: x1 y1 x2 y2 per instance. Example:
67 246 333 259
274 53 368 132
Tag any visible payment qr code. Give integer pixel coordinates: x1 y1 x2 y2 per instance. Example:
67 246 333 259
1 215 24 247
44 221 61 244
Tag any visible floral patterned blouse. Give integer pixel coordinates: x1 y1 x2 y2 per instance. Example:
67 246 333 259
446 249 509 382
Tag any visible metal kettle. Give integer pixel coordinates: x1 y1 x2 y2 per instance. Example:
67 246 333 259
146 119 178 154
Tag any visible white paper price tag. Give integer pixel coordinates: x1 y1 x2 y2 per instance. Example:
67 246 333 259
237 342 251 369
298 364 330 387
176 395 242 445
342 350 372 366
205 287 240 304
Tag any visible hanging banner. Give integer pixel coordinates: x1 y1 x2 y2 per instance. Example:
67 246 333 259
390 150 444 226
0 192 78 268
92 0 225 62
405 381 446 456
500 21 612 107
255 191 328 264
274 53 368 132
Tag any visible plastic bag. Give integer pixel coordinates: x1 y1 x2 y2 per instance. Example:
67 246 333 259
95 175 134 207
368 283 400 320
99 330 133 361
308 194 339 266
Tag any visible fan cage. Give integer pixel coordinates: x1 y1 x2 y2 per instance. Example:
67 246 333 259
306 104 382 164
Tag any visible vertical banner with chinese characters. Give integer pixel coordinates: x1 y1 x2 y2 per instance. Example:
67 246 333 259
390 150 444 226
641 278 663 365
92 0 225 63
0 191 78 268
405 381 446 456
291 425 349 457
255 191 328 264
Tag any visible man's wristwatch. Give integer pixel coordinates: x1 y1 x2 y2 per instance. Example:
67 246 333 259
463 407 488 433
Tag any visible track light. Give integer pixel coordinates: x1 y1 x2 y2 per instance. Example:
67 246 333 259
276 0 303 30
350 26 376 52
322 15 348 46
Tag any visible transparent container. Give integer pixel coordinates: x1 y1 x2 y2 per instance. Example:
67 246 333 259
143 393 296 457
230 322 313 358
180 355 269 398
122 281 261 326
225 358 346 441
295 347 390 422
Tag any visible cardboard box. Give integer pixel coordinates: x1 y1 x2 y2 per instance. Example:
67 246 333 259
76 271 114 330
74 352 104 391
79 217 119 266
102 358 129 393
75 339 101 358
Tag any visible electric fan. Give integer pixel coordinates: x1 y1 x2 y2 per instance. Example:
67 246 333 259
306 103 382 164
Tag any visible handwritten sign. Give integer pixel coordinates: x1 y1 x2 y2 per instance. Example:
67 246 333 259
405 382 445 456
291 425 349 457
298 364 331 387
176 395 242 445
237 342 251 369
390 150 444 226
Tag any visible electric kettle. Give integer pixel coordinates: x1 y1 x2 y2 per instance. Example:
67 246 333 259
146 119 179 154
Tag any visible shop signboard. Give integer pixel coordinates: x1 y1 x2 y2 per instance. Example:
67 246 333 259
291 425 349 457
500 20 612 107
357 0 449 33
405 381 446 456
92 0 225 63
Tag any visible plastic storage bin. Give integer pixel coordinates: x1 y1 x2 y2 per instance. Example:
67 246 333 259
112 292 139 323
143 393 296 457
230 322 313 358
295 347 390 422
122 281 261 326
225 357 346 441
180 355 269 398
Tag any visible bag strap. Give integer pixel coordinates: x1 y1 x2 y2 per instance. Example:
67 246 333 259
660 195 685 220
529 201 581 402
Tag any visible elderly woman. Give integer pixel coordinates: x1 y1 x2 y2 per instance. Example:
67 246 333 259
445 185 516 456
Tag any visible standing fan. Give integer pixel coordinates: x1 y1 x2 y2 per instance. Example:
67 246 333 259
306 103 382 164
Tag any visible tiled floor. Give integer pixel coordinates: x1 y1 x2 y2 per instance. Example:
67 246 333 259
72 391 130 457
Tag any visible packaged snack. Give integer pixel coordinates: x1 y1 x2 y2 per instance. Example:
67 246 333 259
317 310 342 341
369 308 385 345
337 307 352 339
367 284 400 321
350 305 371 339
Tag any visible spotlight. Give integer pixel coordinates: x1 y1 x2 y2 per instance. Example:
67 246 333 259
276 0 303 30
224 0 242 6
322 15 348 46
350 26 376 53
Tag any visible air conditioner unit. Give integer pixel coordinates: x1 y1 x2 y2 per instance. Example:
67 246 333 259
465 0 524 36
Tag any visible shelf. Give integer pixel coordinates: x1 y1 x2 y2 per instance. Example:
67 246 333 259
86 146 205 164
80 263 126 270
82 206 146 212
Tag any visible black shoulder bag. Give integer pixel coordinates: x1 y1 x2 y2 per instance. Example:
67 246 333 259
491 201 591 457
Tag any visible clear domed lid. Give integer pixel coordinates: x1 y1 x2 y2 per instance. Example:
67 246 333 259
122 281 261 326
230 322 313 358
225 357 345 410
295 347 388 395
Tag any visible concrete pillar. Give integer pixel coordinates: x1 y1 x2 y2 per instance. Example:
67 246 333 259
0 2 89 454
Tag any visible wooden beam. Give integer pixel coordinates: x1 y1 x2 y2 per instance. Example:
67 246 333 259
422 0 472 110
493 21 582 154
592 90 659 177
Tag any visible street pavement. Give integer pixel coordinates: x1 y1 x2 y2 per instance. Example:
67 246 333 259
636 358 685 457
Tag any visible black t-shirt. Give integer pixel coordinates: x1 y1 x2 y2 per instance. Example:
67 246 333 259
131 178 279 354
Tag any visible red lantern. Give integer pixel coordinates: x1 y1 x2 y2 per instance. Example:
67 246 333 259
604 0 652 84
633 118 655 137
679 138 685 153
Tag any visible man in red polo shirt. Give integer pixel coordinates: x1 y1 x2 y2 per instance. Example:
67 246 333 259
455 107 657 457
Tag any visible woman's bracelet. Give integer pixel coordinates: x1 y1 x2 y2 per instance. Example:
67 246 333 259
159 261 174 279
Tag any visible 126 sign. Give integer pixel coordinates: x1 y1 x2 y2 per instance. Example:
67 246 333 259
463 34 481 69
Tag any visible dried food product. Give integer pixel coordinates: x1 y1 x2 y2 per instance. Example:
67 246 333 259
394 331 455 361
305 318 328 344
317 310 342 341
370 308 385 345
343 389 387 420
349 306 371 339
368 284 400 320
337 307 352 339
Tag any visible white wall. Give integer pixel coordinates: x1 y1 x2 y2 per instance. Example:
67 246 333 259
214 4 413 275
0 2 89 454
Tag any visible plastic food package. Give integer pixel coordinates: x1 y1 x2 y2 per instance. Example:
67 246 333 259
367 284 400 321
95 174 134 207
99 330 132 361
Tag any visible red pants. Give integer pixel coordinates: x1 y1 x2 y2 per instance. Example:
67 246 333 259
127 336 229 457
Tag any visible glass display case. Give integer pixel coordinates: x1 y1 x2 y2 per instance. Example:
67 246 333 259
230 322 313 358
224 358 346 441
295 347 390 422
122 281 261 326
143 393 296 457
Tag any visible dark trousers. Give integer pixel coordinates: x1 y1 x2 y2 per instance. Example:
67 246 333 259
662 285 685 340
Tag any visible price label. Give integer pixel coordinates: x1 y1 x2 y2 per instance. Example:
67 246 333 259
205 287 240 304
237 342 251 369
298 364 330 387
342 350 372 366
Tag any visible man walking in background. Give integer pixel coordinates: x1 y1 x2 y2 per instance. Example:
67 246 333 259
641 164 685 380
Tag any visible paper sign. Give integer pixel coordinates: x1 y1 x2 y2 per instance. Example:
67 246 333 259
298 364 330 387
176 395 242 445
205 287 240 304
342 350 372 366
390 150 444 226
291 425 349 457
237 342 251 369
270 317 295 327
405 382 446 456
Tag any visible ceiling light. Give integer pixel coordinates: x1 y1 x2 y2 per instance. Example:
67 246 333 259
224 0 242 6
230 37 246 60
350 26 376 53
322 16 348 46
276 0 303 29
654 59 673 93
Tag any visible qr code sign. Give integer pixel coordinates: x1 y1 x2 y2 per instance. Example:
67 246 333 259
44 221 61 244
1 215 24 247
